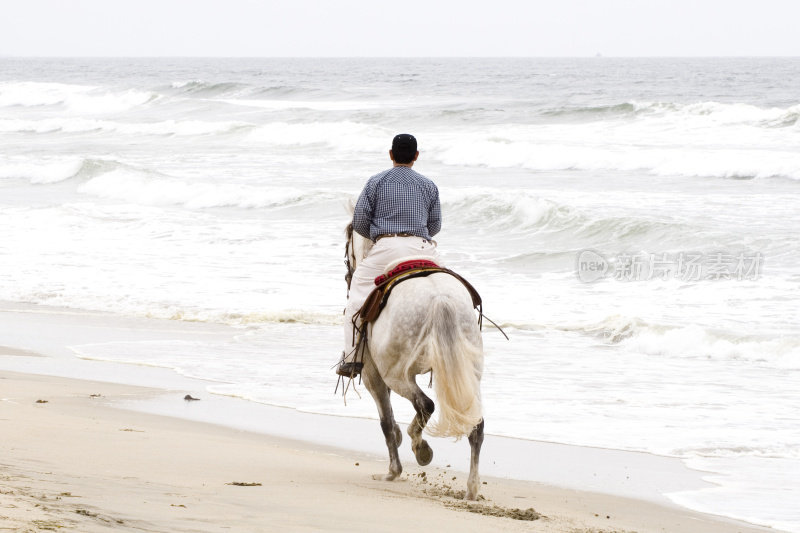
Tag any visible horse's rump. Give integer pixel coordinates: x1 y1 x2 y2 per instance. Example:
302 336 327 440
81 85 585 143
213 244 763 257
369 274 483 438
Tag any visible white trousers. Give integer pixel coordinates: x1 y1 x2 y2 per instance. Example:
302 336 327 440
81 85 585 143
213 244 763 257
342 236 441 363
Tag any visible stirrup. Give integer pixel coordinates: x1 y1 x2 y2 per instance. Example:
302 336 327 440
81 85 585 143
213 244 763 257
336 361 363 377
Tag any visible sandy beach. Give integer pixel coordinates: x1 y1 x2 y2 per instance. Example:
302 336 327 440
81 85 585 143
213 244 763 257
0 370 770 533
0 303 774 533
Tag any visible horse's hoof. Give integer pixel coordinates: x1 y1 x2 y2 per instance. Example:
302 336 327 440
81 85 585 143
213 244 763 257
464 490 478 501
413 441 433 466
372 472 398 481
393 425 403 446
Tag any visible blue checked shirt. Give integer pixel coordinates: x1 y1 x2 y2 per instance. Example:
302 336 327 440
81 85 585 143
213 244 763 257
353 166 442 242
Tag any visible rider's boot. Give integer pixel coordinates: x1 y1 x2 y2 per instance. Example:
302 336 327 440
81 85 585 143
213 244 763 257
336 360 363 377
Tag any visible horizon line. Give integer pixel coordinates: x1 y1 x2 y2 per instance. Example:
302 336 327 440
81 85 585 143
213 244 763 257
0 54 800 60
1 54 800 60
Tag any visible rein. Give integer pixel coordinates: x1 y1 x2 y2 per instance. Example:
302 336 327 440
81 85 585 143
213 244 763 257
344 223 354 297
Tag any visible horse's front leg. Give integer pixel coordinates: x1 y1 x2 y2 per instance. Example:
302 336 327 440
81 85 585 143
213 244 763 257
465 419 485 500
363 362 402 480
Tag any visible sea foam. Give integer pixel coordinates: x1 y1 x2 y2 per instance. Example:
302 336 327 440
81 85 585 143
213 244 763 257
0 158 84 184
77 168 345 209
246 120 388 152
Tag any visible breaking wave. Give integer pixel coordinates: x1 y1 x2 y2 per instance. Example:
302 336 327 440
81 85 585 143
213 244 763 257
443 189 701 246
431 132 800 181
540 102 642 119
1 157 148 185
0 81 157 113
0 158 85 184
541 100 800 127
429 100 800 180
169 80 252 95
563 315 800 369
0 117 251 136
169 80 304 98
219 98 383 111
444 189 582 232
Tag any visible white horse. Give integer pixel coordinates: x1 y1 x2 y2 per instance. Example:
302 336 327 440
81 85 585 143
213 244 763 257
345 218 485 500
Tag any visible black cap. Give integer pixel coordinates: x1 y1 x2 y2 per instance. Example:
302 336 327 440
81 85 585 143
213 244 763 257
391 133 417 164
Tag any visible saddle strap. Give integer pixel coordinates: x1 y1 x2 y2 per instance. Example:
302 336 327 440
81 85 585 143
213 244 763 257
359 267 481 325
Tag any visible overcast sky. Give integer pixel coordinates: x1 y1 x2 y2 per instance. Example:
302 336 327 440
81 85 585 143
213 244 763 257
2 0 799 57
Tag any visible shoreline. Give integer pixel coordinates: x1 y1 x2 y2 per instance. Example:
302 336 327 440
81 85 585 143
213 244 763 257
0 369 771 533
0 301 779 531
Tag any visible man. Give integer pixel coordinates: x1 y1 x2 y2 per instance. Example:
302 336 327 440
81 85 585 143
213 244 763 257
337 134 442 377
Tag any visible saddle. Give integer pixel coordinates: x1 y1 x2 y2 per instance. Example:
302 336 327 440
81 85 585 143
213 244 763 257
354 260 483 328
344 260 502 383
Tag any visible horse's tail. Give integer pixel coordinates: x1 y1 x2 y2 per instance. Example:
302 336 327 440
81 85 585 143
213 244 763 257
423 295 483 439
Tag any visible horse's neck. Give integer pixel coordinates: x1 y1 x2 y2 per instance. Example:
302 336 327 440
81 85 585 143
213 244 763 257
353 233 373 266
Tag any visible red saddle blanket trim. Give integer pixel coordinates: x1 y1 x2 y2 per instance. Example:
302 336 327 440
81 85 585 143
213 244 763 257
374 259 440 285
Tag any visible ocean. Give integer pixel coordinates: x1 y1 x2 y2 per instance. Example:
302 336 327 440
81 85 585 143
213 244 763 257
1 57 798 531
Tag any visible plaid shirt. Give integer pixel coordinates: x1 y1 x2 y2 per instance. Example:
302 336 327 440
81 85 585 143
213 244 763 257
353 166 441 242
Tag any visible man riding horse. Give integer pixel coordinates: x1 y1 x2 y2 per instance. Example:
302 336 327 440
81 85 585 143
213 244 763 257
337 133 442 377
338 138 485 498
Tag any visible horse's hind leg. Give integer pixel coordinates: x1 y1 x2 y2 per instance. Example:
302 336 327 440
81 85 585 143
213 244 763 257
465 419 485 500
363 364 402 480
408 385 435 466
